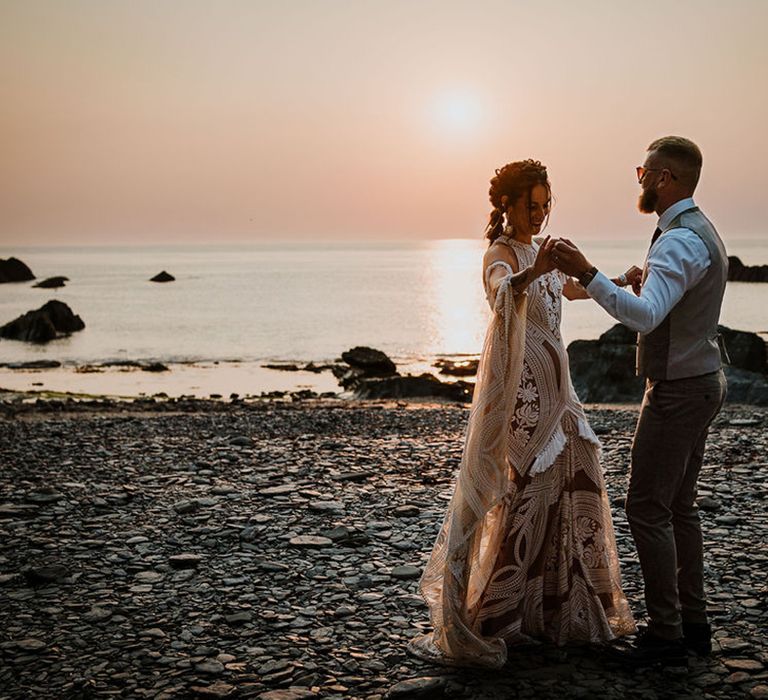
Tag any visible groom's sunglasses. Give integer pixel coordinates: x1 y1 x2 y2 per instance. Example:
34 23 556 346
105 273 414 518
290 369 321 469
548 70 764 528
636 166 678 184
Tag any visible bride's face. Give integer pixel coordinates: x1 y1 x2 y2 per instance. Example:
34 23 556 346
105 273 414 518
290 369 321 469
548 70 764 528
507 184 551 238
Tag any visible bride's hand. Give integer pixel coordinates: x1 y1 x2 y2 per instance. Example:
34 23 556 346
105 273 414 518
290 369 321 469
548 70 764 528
624 265 643 296
532 236 557 277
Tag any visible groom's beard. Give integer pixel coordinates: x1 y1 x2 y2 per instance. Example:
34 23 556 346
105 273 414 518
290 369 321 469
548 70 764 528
638 187 658 213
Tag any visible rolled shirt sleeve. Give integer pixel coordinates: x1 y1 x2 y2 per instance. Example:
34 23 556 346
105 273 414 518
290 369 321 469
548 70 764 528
585 229 711 334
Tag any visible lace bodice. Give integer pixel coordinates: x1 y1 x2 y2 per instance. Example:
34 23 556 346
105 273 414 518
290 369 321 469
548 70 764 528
493 235 564 340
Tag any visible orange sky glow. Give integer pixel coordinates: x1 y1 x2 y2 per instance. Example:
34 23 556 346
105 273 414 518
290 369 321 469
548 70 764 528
1 0 766 246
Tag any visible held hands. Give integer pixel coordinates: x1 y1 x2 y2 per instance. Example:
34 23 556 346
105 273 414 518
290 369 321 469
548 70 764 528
552 238 644 295
551 238 592 278
532 235 557 278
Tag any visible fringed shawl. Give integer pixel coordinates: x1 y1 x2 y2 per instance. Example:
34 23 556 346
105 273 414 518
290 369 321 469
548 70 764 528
409 268 528 669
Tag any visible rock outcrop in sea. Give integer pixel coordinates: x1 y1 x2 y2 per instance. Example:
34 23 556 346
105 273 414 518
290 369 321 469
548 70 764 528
728 256 768 282
0 300 85 343
33 276 69 289
0 360 62 369
150 271 175 283
0 257 34 283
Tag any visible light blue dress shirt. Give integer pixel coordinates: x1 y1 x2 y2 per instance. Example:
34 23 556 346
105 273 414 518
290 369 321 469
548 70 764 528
585 197 712 334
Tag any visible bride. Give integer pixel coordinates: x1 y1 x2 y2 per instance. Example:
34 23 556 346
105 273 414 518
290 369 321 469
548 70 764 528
407 160 637 669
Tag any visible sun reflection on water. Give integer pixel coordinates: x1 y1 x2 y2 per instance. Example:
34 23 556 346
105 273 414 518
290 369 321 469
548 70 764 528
423 238 490 357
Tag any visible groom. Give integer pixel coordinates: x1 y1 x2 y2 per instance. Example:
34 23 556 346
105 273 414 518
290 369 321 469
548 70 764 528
553 136 728 666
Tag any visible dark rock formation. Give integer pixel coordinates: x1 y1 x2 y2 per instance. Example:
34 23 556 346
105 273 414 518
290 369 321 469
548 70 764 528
434 357 479 376
352 373 473 402
597 323 637 345
728 256 768 282
568 323 768 405
0 257 35 283
259 390 288 398
303 361 342 374
334 345 473 400
0 301 85 343
2 360 62 369
33 276 69 289
719 326 768 405
336 346 399 390
100 360 143 368
263 362 341 374
567 325 645 403
719 325 767 373
73 360 169 372
340 346 397 375
290 389 319 400
142 362 169 372
150 271 175 283
722 367 768 405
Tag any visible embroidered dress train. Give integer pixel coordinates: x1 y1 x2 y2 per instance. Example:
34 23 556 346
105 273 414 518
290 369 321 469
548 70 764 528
407 233 636 669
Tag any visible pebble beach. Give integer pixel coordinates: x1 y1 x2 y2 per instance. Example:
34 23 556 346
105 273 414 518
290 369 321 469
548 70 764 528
0 395 766 699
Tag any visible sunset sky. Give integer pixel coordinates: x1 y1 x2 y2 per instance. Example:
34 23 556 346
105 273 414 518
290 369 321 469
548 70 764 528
1 0 766 246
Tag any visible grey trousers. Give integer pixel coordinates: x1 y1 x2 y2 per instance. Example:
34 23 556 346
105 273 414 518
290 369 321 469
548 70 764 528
626 369 727 640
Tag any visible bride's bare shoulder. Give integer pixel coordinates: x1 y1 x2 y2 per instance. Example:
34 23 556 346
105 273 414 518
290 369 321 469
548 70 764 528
483 238 520 273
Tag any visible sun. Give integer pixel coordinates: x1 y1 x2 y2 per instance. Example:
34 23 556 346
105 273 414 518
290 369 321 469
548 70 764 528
431 89 485 139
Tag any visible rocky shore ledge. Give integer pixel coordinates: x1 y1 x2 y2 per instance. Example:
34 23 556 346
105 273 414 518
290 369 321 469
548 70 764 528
0 397 766 699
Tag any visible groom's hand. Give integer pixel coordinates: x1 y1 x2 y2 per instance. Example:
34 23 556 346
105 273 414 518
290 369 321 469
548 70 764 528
552 239 593 278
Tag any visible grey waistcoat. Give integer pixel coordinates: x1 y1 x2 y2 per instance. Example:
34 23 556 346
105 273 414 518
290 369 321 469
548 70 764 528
636 206 728 380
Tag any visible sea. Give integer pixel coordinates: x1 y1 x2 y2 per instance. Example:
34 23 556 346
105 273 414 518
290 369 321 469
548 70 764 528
1 239 766 398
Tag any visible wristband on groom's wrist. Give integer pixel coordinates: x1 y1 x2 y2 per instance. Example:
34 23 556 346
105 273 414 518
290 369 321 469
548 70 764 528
578 266 599 288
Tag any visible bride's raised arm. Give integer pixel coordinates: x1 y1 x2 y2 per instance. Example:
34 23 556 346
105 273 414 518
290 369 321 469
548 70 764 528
483 236 555 308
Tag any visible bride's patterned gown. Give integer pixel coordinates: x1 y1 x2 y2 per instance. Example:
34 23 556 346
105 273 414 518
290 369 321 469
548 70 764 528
408 234 636 669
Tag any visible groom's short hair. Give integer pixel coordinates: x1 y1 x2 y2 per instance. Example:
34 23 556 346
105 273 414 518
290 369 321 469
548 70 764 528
647 136 703 189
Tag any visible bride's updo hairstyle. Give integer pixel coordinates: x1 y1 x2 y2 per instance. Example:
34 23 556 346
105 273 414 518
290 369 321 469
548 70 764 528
485 159 551 243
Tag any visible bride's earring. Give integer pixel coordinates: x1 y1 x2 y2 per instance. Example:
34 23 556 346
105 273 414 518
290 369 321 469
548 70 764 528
500 198 512 236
